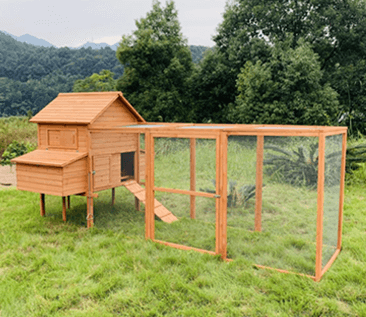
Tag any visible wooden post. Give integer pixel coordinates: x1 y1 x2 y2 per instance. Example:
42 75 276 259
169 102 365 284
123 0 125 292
135 133 141 211
315 133 326 281
62 196 66 222
337 132 347 249
40 193 45 216
111 188 115 206
215 134 221 255
219 132 228 258
87 196 94 228
145 132 155 240
87 131 94 229
255 135 264 232
67 196 70 209
190 138 196 219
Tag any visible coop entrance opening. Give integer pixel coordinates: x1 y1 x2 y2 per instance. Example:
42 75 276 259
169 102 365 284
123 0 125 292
121 152 135 181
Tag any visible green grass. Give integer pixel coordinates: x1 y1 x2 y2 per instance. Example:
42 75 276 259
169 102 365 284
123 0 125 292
1 135 366 315
0 116 37 157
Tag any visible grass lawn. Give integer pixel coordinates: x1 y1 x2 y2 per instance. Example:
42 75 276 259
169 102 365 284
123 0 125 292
1 136 366 316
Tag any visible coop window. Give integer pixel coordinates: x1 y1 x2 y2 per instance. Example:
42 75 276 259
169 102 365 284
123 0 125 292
121 152 135 181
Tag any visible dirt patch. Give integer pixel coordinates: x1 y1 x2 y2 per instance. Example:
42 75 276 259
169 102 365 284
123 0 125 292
0 165 16 189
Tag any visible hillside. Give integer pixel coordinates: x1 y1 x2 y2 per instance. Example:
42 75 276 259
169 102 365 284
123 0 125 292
0 31 209 117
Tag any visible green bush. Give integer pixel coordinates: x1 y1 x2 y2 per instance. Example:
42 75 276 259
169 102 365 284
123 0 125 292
1 140 35 166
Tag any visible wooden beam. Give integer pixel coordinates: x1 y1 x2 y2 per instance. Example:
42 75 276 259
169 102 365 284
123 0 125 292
255 135 264 232
315 133 326 281
154 240 216 256
154 187 217 198
40 193 45 216
190 138 196 219
219 132 228 258
145 132 155 240
135 133 141 211
62 196 66 222
321 248 341 277
215 134 221 255
337 132 347 249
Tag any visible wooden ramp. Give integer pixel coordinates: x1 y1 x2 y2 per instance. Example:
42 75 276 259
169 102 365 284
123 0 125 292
123 180 178 223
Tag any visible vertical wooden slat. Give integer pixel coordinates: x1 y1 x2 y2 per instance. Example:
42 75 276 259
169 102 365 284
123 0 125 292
219 132 228 258
62 196 66 221
190 138 196 219
87 130 94 229
215 134 221 255
40 193 45 216
337 132 347 249
255 135 264 232
145 132 155 240
67 196 70 209
135 133 141 211
111 188 115 206
315 133 326 281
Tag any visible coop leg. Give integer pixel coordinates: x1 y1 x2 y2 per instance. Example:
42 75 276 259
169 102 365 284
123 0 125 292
111 188 115 206
67 196 70 209
62 197 66 222
40 193 45 216
135 197 140 211
87 197 94 228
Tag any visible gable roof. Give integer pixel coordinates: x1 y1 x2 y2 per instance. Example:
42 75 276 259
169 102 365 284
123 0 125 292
30 92 145 124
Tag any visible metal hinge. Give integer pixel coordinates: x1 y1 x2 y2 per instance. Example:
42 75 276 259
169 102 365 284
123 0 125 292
214 194 221 198
92 171 96 175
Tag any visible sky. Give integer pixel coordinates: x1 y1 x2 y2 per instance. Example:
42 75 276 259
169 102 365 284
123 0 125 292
0 0 228 48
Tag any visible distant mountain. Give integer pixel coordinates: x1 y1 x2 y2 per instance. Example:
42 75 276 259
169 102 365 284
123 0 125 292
1 31 54 47
76 41 118 50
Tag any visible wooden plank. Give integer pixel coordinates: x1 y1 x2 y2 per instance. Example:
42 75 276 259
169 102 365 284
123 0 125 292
154 187 217 198
215 134 221 255
17 175 63 186
315 133 326 281
17 185 61 196
17 181 62 193
254 264 316 280
255 135 264 232
145 132 154 239
320 248 341 278
219 132 228 259
62 196 66 221
154 240 216 256
338 132 347 249
190 138 196 219
40 193 45 216
135 134 141 211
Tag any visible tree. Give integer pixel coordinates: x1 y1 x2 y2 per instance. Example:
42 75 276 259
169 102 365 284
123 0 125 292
230 39 339 126
196 0 366 130
115 0 195 122
73 70 116 92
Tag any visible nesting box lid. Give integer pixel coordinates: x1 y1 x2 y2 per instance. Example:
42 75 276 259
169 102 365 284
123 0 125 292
30 92 145 124
11 150 88 167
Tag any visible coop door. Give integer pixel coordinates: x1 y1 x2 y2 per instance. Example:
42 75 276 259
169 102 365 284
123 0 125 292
121 152 135 181
93 155 110 190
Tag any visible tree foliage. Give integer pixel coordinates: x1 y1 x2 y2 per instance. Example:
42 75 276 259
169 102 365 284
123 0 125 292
116 0 195 122
196 0 366 132
73 70 116 92
231 39 339 125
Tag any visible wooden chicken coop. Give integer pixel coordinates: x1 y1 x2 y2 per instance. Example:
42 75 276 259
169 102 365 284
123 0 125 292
11 92 177 228
12 92 348 281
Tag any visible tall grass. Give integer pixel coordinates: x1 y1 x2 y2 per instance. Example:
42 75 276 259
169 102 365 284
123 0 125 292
0 117 37 157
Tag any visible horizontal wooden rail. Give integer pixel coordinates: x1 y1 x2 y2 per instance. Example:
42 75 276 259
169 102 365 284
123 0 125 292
154 240 217 256
153 187 219 198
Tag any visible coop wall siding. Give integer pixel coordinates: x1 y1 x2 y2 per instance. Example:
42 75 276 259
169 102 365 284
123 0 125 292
62 158 88 196
90 132 138 156
90 98 138 129
38 124 88 152
16 163 63 196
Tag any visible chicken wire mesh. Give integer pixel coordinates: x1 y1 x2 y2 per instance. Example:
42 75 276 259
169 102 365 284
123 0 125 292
153 137 217 251
227 135 320 276
322 134 343 268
